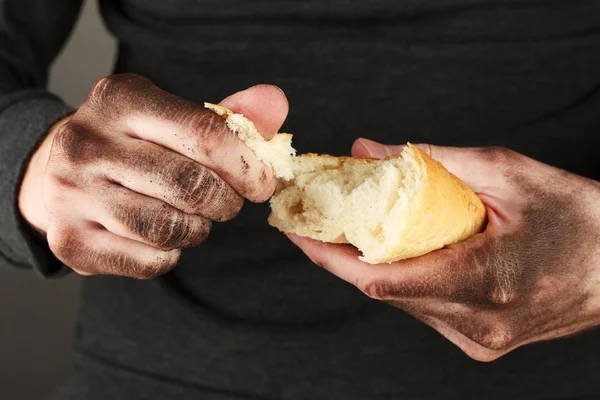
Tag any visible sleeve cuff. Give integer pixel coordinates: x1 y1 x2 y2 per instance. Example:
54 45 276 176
0 92 74 278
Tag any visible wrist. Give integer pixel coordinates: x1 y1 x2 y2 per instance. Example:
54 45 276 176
18 116 70 235
583 178 600 322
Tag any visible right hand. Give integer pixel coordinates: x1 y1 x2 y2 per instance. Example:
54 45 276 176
18 74 289 279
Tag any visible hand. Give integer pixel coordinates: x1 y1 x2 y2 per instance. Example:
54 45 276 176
18 74 288 279
289 138 600 361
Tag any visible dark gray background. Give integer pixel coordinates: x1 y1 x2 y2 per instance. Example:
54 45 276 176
0 1 115 398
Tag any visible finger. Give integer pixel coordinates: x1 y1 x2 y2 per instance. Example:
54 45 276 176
47 220 180 280
352 138 503 193
219 84 289 139
83 181 212 250
351 138 404 159
101 137 243 221
288 234 486 303
411 143 503 193
126 100 276 202
78 74 278 202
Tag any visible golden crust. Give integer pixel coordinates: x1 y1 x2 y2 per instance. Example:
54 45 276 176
369 143 487 263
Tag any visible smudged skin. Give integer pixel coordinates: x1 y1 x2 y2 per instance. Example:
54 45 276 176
290 142 600 362
18 74 287 279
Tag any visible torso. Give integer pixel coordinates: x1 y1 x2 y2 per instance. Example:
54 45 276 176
64 1 600 398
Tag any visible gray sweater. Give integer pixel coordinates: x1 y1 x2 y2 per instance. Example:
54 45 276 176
1 1 600 399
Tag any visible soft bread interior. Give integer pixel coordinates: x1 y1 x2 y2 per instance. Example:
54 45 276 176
268 154 422 262
204 103 296 180
205 103 486 264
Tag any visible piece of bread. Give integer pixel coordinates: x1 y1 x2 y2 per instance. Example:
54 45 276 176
204 103 296 180
205 103 486 264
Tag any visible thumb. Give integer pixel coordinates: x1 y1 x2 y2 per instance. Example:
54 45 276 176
219 84 289 140
352 138 495 192
352 137 404 159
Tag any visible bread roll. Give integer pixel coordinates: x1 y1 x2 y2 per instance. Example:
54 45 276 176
205 103 486 264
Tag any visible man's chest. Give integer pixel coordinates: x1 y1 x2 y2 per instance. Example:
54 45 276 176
114 0 598 33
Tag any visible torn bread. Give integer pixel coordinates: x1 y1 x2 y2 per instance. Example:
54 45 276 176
205 103 486 264
205 103 296 180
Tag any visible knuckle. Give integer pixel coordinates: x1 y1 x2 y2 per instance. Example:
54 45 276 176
175 162 212 198
134 250 180 280
465 323 514 351
360 279 392 301
89 76 113 102
173 163 220 213
476 146 519 165
116 73 151 84
485 286 519 306
47 224 80 263
114 198 205 250
87 74 151 108
483 264 521 306
88 76 127 106
153 211 188 250
154 212 211 249
148 209 210 250
145 210 189 250
51 123 97 165
190 110 230 148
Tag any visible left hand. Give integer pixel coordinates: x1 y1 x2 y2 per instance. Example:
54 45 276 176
288 138 600 361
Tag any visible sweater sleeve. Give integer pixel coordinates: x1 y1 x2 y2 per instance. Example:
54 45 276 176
0 0 83 277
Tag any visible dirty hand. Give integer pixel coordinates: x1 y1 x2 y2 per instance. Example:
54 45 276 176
19 74 288 279
290 139 600 361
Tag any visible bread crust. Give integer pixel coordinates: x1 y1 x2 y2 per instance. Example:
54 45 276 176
373 144 486 263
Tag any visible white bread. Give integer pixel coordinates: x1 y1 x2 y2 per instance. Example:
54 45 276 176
205 103 486 264
204 103 296 180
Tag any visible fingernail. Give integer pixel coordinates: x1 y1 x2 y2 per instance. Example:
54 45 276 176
357 138 392 159
219 86 253 107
